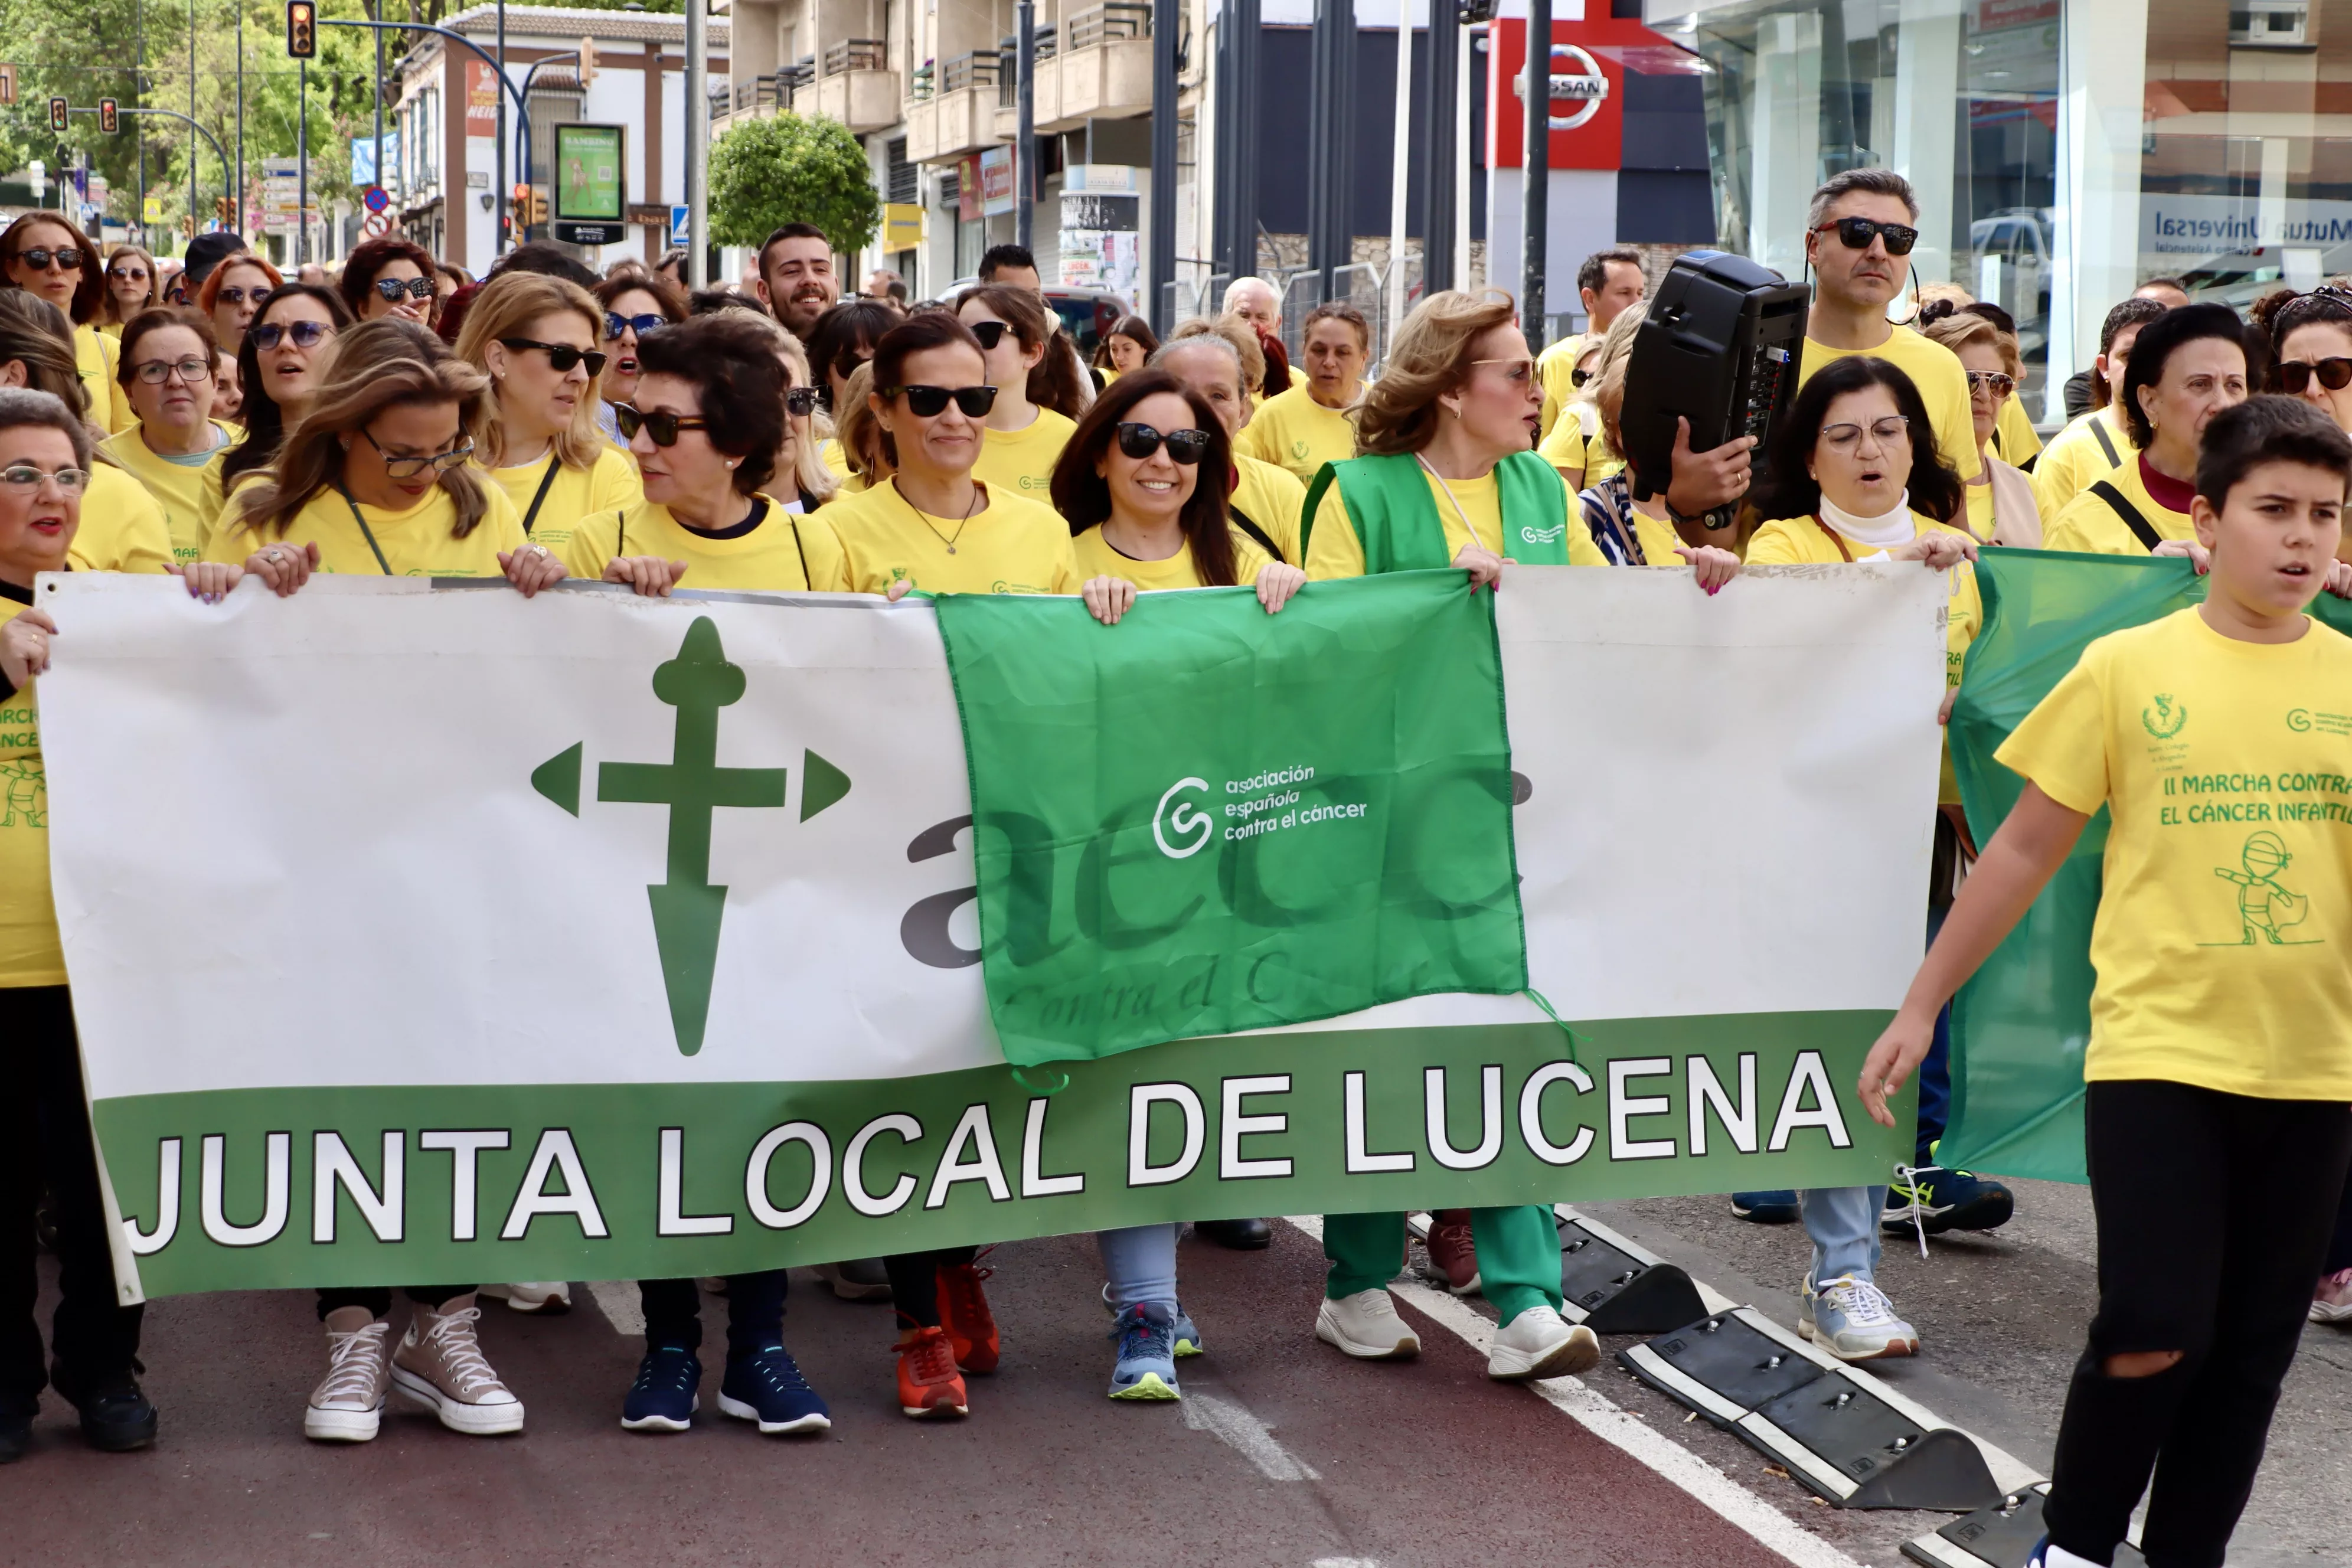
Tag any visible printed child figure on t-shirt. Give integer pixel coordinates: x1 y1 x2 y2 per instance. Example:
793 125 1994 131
2211 830 2316 946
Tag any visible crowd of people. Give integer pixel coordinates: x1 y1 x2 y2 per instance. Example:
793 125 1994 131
4 166 2351 1568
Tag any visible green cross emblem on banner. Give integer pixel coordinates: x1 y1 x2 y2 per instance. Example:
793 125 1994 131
531 616 851 1056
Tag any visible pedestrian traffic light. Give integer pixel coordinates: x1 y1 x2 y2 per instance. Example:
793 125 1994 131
47 96 67 134
286 1 316 58
97 97 117 134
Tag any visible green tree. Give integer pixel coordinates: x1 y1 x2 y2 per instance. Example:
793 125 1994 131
708 112 879 254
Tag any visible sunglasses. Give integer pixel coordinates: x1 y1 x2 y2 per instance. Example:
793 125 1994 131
1113 422 1211 465
0 463 88 492
969 319 1011 351
785 385 820 417
886 383 998 418
500 337 608 376
2276 357 2352 395
1813 217 1919 256
615 404 711 446
217 285 272 306
361 427 474 477
373 275 437 302
603 311 668 341
12 247 84 273
1965 369 2017 398
250 319 333 351
132 357 214 386
108 266 149 283
1569 366 1596 389
832 348 874 381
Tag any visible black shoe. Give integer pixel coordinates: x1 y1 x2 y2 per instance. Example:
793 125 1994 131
0 1407 30 1464
50 1361 158 1453
1193 1218 1272 1250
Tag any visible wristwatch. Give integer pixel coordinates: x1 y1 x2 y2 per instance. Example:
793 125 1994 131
1663 492 1739 533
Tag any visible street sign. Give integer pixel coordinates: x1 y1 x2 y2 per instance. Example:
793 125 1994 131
363 211 392 238
27 159 43 200
143 194 162 223
669 204 690 247
362 185 390 214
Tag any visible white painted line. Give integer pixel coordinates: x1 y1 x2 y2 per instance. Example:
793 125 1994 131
1282 1217 1867 1568
587 1279 645 1338
1309 1559 1382 1567
1182 1389 1322 1481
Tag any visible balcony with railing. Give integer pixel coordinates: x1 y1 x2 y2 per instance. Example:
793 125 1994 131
812 35 899 132
906 45 1004 162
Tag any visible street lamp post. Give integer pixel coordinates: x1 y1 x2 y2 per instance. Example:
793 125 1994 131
685 0 705 286
1521 0 1549 339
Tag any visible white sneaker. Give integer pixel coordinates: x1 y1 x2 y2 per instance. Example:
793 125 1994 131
306 1306 390 1442
1800 1273 1921 1361
1487 1304 1600 1380
390 1293 527 1435
480 1282 571 1314
1314 1289 1421 1359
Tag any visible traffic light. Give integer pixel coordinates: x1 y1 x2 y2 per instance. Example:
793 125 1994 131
531 187 548 226
0 64 18 108
286 1 316 58
97 97 117 134
577 35 598 85
48 96 67 135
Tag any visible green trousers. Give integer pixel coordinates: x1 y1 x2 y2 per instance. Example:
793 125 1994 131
1322 1204 1564 1324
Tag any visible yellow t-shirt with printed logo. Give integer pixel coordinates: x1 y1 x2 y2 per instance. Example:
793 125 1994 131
1797 326 1983 485
813 478 1079 597
1229 454 1306 565
1305 463 1611 580
2031 404 2129 520
205 481 527 577
1234 386 1357 485
68 463 174 575
99 422 236 566
488 446 643 556
0 593 62 987
1995 609 2352 1100
972 407 1077 501
560 495 845 593
2043 455 2193 556
1072 522 1275 590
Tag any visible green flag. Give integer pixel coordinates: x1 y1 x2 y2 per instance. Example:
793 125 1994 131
1941 549 2352 1180
934 571 1529 1069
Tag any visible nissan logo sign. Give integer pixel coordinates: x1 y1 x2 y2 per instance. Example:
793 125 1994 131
1516 42 1611 133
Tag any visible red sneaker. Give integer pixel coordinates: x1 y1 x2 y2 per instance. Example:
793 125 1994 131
935 1255 1001 1374
1420 1210 1482 1296
896 1326 969 1419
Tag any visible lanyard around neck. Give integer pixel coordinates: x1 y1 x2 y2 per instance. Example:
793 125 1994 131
1414 452 1492 554
333 484 396 576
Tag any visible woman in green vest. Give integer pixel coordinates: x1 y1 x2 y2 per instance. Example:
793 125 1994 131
1300 290 1603 1381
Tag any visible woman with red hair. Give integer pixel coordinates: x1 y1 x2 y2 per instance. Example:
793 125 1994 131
197 251 283 358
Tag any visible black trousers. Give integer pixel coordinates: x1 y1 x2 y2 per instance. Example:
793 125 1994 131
884 1247 976 1331
639 1271 788 1358
313 1285 477 1321
2043 1080 2352 1568
2325 1166 2352 1276
1 986 143 1409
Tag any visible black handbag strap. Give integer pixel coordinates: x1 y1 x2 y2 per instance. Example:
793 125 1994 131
1226 501 1285 565
2089 416 2120 469
519 455 563 537
2089 479 2165 553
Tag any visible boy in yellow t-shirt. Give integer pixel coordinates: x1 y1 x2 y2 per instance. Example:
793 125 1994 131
1857 397 2352 1568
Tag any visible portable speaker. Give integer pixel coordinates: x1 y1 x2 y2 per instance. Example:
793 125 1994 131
1621 250 1811 502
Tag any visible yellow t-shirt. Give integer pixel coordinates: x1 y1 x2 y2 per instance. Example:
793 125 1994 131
1072 522 1275 590
814 478 1079 597
2043 456 2192 556
0 593 61 986
76 322 134 434
2034 404 2133 521
1536 332 1587 440
1797 326 1983 485
1993 395 2043 466
68 462 174 575
1234 386 1357 485
1229 454 1306 565
972 407 1077 502
99 422 237 566
488 446 643 556
1305 463 1611 580
819 437 870 496
206 481 527 577
1995 608 2352 1100
560 495 844 593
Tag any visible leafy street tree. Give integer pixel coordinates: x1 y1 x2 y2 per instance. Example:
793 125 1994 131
708 112 880 255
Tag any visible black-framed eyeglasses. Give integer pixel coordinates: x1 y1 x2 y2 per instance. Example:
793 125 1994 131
1965 369 2016 399
132 356 214 386
2276 357 2352 395
499 338 609 377
785 386 820 417
603 311 668 341
216 285 272 306
1812 217 1919 257
883 383 997 419
968 319 1011 351
0 463 88 492
11 247 84 273
615 404 711 446
373 275 436 302
1821 416 1912 451
250 319 334 352
1113 422 1211 465
360 426 473 477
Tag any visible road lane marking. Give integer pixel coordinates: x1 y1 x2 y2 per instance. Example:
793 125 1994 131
1182 1388 1323 1481
1282 1217 1868 1568
587 1279 645 1337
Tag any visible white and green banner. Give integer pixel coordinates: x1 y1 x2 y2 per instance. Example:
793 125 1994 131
38 566 1948 1299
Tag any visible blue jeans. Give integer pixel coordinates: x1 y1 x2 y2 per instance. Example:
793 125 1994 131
1099 1223 1178 1309
1800 1184 1889 1289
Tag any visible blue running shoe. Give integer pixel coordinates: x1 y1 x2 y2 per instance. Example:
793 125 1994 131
1108 1302 1181 1400
1730 1190 1799 1224
621 1345 700 1432
719 1345 831 1435
1172 1303 1203 1359
1883 1162 2014 1234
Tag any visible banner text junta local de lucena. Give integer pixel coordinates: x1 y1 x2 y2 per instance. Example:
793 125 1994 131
36 567 1944 1299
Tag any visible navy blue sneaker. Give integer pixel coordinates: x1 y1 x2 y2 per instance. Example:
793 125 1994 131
621 1345 700 1432
1171 1302 1204 1359
50 1361 156 1452
1883 1165 2014 1234
1730 1190 1799 1224
1108 1302 1180 1400
0 1405 30 1464
719 1345 831 1435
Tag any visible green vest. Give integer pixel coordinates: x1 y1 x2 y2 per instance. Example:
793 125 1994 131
1299 449 1573 574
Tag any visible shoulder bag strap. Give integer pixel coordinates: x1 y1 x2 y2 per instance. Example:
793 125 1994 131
334 485 395 575
2089 415 2120 469
1225 501 1282 564
1809 514 1856 563
2089 479 2165 553
518 455 564 537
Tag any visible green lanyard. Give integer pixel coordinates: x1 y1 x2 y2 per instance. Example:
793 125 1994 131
334 485 396 575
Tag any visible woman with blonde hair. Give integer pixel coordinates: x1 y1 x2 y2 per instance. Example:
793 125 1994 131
1 211 131 432
1917 305 2042 546
453 271 642 556
706 309 838 512
0 289 169 574
830 360 890 494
